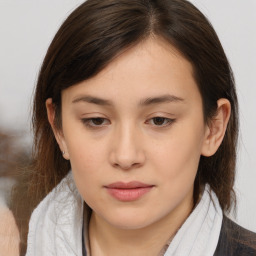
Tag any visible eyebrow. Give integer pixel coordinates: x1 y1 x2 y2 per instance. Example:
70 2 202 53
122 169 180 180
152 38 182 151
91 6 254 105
72 95 112 106
139 94 184 106
72 94 184 106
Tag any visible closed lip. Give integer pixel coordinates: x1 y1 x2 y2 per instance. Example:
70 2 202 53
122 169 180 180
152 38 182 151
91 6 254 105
104 181 154 189
104 181 154 201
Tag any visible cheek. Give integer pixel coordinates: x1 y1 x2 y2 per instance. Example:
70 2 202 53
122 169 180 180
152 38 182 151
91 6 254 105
63 121 106 170
150 120 205 182
62 128 107 193
67 138 107 179
67 139 106 209
148 123 205 212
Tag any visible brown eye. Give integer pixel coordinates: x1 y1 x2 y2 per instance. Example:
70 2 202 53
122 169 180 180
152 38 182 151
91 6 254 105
152 117 166 126
91 118 105 125
81 117 110 128
146 117 175 127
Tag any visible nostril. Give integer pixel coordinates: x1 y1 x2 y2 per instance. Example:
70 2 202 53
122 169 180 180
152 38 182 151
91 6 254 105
109 142 146 170
113 162 142 170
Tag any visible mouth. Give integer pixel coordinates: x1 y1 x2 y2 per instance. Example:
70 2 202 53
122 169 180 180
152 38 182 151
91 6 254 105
104 181 154 202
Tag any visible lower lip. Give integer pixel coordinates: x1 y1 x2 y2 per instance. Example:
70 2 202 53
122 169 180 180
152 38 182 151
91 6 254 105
105 187 153 202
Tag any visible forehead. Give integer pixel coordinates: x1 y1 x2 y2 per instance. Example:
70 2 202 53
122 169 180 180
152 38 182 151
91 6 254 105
62 38 200 105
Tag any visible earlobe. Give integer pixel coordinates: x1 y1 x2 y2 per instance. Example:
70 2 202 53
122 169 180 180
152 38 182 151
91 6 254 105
201 98 231 157
45 98 70 160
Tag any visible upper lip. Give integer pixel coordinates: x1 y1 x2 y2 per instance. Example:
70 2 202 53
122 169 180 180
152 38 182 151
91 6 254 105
105 181 153 189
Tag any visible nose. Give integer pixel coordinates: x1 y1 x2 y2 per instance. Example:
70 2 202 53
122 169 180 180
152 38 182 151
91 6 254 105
109 124 145 170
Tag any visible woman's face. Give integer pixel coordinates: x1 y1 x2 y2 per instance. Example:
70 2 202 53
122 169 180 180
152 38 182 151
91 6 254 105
57 38 210 229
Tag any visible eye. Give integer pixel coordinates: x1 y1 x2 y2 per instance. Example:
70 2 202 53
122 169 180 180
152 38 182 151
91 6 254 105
81 117 110 128
147 117 175 127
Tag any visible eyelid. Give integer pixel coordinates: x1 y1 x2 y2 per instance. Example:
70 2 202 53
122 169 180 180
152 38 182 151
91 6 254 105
145 116 176 127
81 117 110 128
80 113 176 129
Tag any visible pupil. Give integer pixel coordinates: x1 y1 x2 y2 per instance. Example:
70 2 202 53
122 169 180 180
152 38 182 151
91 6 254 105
153 117 165 125
92 118 104 125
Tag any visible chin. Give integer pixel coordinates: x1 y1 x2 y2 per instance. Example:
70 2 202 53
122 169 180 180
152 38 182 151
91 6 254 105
101 210 159 230
109 219 152 230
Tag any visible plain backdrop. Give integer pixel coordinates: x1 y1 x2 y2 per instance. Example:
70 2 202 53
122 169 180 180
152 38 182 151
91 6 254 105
0 0 255 231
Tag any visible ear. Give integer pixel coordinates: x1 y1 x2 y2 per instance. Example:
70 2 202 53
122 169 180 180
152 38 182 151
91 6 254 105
201 98 231 157
45 98 70 160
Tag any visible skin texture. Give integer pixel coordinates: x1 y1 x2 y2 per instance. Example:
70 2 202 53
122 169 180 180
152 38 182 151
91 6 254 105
0 198 20 256
46 38 231 255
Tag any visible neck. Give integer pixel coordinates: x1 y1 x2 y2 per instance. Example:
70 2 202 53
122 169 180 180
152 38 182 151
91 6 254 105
88 198 193 256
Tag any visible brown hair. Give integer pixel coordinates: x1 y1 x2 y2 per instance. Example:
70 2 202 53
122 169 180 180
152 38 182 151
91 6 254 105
19 0 239 252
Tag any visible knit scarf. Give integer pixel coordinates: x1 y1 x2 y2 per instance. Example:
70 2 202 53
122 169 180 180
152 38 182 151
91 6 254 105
26 172 222 256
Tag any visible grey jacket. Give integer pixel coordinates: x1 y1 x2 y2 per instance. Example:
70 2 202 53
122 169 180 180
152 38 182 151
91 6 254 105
214 216 256 255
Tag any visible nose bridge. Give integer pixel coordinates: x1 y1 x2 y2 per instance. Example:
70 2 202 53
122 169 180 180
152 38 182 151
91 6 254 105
120 123 137 153
110 121 144 169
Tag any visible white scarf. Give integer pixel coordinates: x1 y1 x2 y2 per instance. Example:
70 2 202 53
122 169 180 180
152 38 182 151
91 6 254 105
164 185 223 255
26 172 222 256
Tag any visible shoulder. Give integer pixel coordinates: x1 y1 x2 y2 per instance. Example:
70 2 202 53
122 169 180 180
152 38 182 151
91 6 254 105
0 203 20 256
0 179 20 256
214 215 256 256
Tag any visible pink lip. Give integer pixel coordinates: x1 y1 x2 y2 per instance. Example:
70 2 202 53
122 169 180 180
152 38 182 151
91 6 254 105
104 181 154 202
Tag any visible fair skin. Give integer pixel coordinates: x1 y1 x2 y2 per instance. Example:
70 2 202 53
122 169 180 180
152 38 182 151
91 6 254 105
46 38 230 256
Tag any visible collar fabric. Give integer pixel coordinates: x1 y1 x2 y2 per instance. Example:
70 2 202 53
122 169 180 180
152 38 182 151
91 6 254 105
163 184 223 255
26 172 222 256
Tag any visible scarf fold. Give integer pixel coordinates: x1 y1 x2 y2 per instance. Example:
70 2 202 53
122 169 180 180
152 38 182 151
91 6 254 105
164 185 223 256
26 172 222 256
26 172 84 256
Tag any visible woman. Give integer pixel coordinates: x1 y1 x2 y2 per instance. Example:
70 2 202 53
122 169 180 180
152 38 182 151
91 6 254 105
25 0 256 255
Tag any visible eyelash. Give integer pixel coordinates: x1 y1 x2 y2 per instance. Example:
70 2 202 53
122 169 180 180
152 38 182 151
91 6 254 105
81 118 110 128
81 117 175 129
146 117 175 127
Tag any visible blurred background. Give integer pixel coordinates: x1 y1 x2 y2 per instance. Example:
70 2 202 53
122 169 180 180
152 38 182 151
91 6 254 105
0 0 255 232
